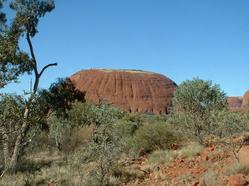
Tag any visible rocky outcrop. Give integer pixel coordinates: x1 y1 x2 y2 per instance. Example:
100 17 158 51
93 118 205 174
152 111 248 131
70 69 177 114
228 91 249 111
242 91 249 110
227 97 243 111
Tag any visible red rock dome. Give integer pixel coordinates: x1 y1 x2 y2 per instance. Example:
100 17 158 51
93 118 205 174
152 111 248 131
70 69 177 114
242 90 249 110
227 97 243 111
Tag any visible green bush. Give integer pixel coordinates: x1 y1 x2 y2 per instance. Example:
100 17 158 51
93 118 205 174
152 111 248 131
209 110 249 162
172 78 227 113
130 122 178 153
38 78 85 119
67 101 94 127
46 114 93 153
148 150 173 164
224 162 249 176
68 100 124 127
113 115 142 139
170 78 228 144
209 110 249 138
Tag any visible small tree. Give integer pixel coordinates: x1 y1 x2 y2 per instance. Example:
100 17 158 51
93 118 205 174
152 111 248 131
209 110 249 162
38 78 85 119
171 78 228 144
0 0 56 175
80 102 124 186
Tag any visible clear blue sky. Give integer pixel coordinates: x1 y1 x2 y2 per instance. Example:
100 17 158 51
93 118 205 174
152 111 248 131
3 0 249 96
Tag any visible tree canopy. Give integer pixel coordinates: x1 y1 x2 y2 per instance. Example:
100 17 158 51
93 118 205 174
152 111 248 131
0 0 55 88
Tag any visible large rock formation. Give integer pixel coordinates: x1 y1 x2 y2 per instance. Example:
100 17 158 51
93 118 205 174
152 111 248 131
227 96 243 111
242 91 249 110
70 69 177 114
227 90 249 111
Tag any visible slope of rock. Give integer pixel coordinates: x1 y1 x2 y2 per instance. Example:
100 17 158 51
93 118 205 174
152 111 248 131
227 97 243 111
70 69 177 114
242 91 249 110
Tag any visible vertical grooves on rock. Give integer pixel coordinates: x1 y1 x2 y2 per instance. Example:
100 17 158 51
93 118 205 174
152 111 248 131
70 69 177 114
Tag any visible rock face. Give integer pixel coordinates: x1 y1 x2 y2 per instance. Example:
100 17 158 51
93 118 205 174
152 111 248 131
227 97 243 111
242 91 249 110
70 69 177 114
228 91 249 111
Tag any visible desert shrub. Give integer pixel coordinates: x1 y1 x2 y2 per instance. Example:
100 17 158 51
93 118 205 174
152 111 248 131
77 102 126 185
0 94 47 173
47 114 94 153
149 150 173 164
224 162 249 176
140 113 168 124
148 142 203 165
68 100 124 128
67 101 95 127
170 78 228 144
172 78 227 113
209 110 249 162
47 114 70 151
111 163 147 184
210 110 249 138
113 114 142 139
38 78 85 119
129 122 178 153
82 124 124 186
202 171 219 186
175 142 203 158
45 100 123 153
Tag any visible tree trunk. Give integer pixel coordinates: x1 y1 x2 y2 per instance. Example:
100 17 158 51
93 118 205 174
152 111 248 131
2 129 10 167
6 108 30 173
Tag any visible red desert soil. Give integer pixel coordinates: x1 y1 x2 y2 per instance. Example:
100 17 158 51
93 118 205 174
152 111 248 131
239 146 249 166
70 69 177 114
123 145 249 186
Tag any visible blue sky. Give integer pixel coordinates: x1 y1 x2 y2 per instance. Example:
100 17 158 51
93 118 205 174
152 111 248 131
2 0 249 96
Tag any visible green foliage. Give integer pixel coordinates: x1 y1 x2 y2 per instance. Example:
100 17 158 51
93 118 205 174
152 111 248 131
0 1 6 26
0 94 44 140
67 101 95 127
66 101 126 185
148 150 173 164
209 110 248 138
38 78 85 119
224 162 249 176
0 95 25 148
0 94 25 124
173 78 227 113
68 100 124 127
113 114 142 138
201 171 219 186
130 122 178 153
170 78 228 144
84 125 122 185
0 0 55 88
209 110 249 162
47 114 69 151
148 142 203 165
9 0 55 37
90 100 124 126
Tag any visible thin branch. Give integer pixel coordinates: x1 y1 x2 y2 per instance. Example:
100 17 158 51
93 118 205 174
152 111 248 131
26 32 38 76
39 62 57 77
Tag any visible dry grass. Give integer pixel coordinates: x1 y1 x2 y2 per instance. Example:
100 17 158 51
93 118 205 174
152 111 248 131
224 162 249 176
148 142 203 166
201 171 219 186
